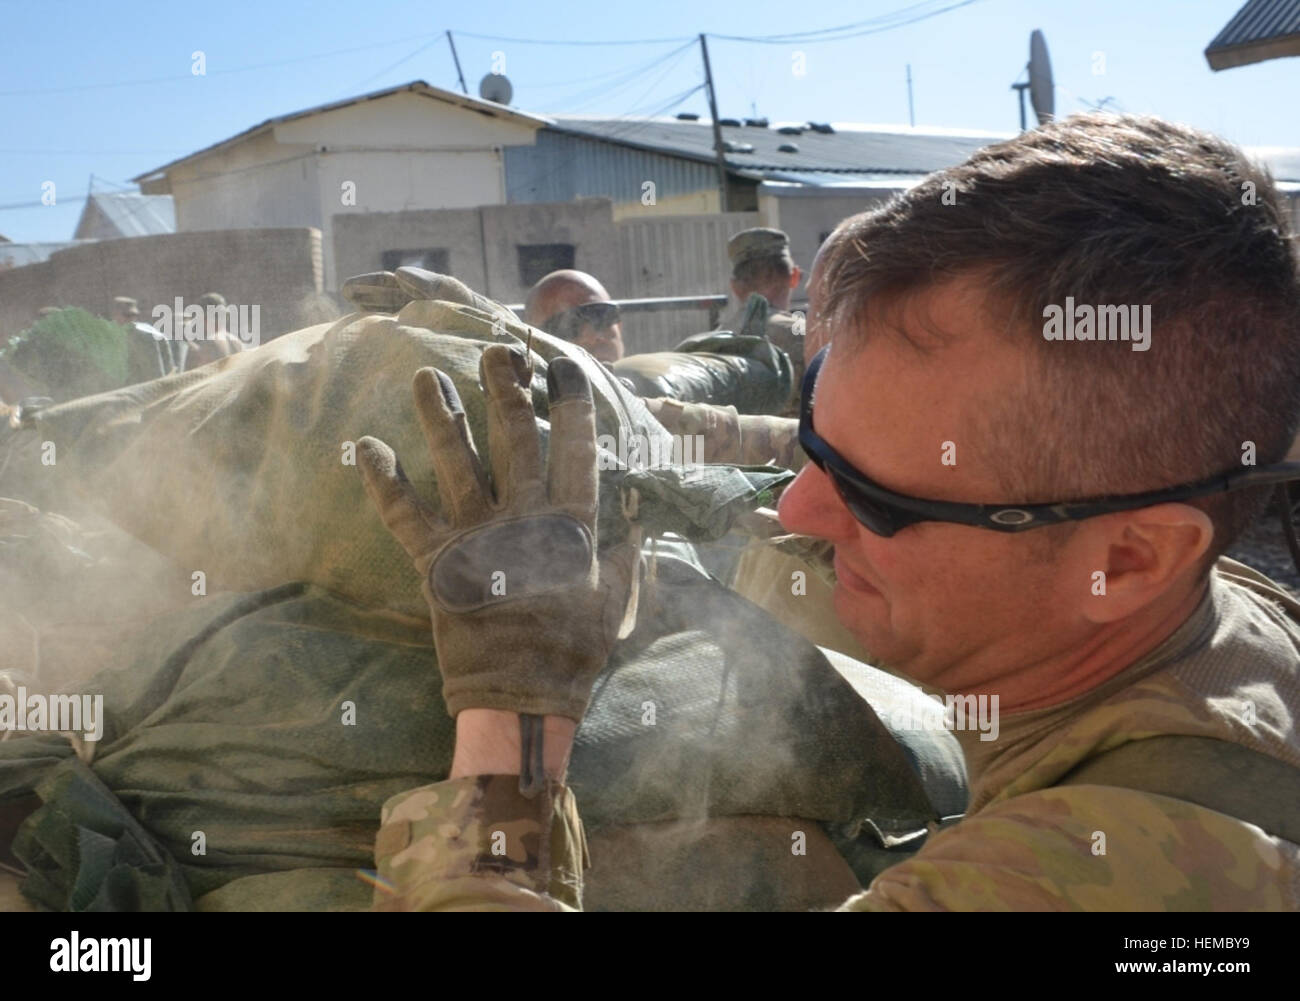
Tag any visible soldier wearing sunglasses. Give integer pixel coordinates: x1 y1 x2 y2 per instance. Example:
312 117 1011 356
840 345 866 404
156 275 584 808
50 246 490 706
364 113 1300 912
523 269 625 364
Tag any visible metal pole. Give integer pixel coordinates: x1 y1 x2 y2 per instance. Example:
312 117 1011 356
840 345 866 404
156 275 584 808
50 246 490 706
447 30 469 96
699 33 730 214
1012 81 1028 131
906 64 915 127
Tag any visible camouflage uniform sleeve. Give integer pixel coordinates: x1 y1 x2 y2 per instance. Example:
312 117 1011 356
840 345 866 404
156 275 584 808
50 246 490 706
644 397 803 470
838 785 1296 911
371 775 590 912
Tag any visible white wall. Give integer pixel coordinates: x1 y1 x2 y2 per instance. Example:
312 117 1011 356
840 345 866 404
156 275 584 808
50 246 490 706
165 89 542 288
169 130 321 233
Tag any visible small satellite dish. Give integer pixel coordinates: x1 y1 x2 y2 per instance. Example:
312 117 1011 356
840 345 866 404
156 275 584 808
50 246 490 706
479 73 513 105
1028 29 1054 125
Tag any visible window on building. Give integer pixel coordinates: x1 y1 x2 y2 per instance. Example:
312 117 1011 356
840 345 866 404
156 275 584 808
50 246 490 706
381 248 450 274
517 243 575 287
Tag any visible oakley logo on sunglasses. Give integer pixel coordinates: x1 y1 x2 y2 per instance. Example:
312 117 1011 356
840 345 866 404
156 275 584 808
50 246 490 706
989 509 1034 526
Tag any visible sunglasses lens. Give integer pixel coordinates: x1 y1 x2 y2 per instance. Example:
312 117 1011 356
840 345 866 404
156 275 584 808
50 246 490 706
828 468 898 537
581 302 619 328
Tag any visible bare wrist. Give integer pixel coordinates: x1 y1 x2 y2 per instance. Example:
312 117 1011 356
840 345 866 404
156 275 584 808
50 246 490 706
450 708 576 780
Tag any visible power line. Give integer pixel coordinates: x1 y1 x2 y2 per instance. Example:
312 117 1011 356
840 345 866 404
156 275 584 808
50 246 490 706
524 42 693 91
711 0 984 44
453 30 693 47
340 36 445 95
0 32 443 98
548 40 697 113
0 148 191 156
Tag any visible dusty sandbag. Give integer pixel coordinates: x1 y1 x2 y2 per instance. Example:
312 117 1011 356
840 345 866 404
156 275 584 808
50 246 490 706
0 546 963 911
17 303 785 620
0 498 196 700
612 331 793 414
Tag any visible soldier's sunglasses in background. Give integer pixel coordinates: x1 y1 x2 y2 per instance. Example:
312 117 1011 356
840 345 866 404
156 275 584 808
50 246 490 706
544 301 621 342
797 346 1300 538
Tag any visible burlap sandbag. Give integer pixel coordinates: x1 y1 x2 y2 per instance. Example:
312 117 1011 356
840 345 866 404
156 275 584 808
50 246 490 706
19 303 780 620
612 332 793 415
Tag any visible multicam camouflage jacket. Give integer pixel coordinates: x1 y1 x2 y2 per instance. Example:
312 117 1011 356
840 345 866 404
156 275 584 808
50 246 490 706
370 558 1300 911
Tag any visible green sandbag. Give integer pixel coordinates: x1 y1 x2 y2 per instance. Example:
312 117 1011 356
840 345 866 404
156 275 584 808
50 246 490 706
18 303 786 620
611 332 793 414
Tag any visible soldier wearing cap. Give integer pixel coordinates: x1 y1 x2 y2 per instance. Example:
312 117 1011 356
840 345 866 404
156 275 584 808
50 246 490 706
720 227 804 416
111 295 174 383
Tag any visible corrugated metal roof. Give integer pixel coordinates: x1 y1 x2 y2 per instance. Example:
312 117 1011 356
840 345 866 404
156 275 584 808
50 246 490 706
545 116 1009 177
75 192 175 239
1206 0 1300 70
0 241 88 268
505 129 718 203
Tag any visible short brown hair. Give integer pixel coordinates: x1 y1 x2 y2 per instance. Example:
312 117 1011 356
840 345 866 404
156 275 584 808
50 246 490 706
815 112 1300 559
734 255 793 291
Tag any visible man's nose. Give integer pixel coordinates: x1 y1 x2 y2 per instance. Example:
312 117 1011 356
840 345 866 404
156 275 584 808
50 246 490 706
777 462 860 544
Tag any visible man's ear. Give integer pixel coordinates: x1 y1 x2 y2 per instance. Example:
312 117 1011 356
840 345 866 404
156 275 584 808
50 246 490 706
789 265 803 290
1076 503 1215 624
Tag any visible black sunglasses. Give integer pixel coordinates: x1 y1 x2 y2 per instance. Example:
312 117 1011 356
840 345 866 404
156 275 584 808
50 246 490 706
545 301 621 342
798 346 1300 537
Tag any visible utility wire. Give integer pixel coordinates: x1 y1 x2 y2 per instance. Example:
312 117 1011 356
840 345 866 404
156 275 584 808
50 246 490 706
340 36 445 95
549 40 697 113
453 30 693 46
0 32 443 98
526 42 693 91
711 0 983 43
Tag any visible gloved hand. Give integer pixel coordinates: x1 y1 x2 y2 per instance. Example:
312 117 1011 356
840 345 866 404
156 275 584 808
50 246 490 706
356 344 641 723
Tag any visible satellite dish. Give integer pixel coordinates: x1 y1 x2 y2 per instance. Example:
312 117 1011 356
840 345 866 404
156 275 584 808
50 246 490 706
1028 29 1055 125
479 72 513 105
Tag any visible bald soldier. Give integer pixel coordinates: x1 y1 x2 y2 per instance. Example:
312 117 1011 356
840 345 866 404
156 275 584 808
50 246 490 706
357 113 1300 911
721 227 805 416
523 270 624 364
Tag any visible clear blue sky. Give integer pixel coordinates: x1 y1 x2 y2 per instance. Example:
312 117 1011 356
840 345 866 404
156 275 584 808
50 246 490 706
1 0 1295 242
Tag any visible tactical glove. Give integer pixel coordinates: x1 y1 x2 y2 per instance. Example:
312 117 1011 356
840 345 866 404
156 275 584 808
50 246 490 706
357 344 641 723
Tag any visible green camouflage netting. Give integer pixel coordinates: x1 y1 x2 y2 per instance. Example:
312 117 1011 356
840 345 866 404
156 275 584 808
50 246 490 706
0 309 129 401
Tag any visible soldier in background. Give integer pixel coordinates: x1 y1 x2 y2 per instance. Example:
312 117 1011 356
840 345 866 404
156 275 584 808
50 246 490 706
721 228 805 416
110 296 174 383
176 292 245 372
523 270 625 364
